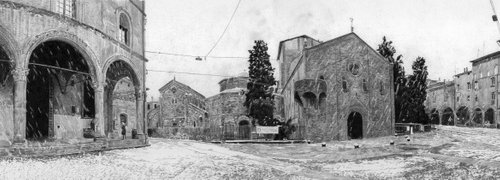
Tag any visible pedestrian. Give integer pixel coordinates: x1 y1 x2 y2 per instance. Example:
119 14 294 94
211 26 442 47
121 122 126 140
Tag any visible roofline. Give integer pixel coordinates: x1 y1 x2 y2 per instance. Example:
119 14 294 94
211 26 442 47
305 32 388 63
470 51 500 63
276 34 321 61
218 76 250 85
454 70 472 77
158 79 206 98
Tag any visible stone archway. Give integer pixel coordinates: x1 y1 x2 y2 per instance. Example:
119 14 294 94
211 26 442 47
456 106 470 126
473 108 483 125
238 119 251 140
441 107 454 126
26 40 96 140
485 108 494 125
104 60 141 139
347 111 363 139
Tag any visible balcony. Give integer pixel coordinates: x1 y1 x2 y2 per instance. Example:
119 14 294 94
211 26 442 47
294 79 327 95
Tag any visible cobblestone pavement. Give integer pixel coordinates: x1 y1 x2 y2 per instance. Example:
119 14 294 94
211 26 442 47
1 126 500 179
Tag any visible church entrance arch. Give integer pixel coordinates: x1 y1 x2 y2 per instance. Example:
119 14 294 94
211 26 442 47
347 111 363 139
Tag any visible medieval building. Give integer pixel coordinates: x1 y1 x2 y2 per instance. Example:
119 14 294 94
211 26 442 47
206 73 251 140
0 0 148 152
157 79 208 128
278 33 395 142
426 51 500 128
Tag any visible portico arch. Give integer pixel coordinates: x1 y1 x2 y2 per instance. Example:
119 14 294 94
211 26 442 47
103 59 142 139
25 39 98 140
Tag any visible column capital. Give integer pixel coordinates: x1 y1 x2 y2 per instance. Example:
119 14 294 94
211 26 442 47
12 68 29 82
92 82 104 92
136 90 144 101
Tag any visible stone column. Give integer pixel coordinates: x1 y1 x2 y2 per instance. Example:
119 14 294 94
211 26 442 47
93 82 105 138
12 68 29 143
135 90 145 139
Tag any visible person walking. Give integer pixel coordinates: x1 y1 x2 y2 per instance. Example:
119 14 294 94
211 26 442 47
121 122 126 140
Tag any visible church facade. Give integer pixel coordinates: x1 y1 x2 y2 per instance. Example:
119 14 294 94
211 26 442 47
278 33 395 142
157 79 208 129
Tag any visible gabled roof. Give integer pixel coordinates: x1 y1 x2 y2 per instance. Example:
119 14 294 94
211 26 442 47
158 79 205 99
470 51 500 63
305 32 388 64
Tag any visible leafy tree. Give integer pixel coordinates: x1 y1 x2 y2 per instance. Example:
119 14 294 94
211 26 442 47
405 57 429 124
377 37 407 123
244 40 277 126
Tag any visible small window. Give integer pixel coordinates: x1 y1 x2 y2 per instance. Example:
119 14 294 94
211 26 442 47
147 104 151 110
342 77 348 92
492 77 496 87
362 79 368 92
56 0 76 18
457 96 460 102
119 13 131 45
467 95 470 101
475 81 478 90
467 82 471 90
379 81 385 95
475 95 478 102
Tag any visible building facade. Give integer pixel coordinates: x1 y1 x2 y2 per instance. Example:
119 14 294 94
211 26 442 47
426 51 500 128
206 73 251 140
278 33 395 142
0 0 147 147
157 79 208 128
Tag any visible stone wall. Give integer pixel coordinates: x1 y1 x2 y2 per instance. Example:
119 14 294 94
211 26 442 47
158 79 207 128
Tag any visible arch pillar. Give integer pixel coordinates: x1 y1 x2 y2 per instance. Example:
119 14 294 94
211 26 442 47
135 88 145 139
12 67 29 143
93 82 105 138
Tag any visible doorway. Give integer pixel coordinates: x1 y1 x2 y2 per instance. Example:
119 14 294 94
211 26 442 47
347 111 363 139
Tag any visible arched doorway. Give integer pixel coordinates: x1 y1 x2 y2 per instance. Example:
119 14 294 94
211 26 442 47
430 108 440 124
473 108 483 125
238 120 251 140
456 106 469 126
347 111 363 139
104 60 139 138
485 108 494 125
26 41 95 140
441 107 454 126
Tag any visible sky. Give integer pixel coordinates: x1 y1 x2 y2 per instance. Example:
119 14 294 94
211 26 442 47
145 0 500 100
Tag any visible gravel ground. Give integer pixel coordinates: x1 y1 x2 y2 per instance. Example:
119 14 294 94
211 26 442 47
1 126 500 179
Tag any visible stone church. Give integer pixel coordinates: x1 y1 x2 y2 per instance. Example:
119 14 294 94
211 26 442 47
0 0 148 154
278 33 395 142
156 79 208 129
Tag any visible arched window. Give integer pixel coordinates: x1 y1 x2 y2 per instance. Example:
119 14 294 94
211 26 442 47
119 13 131 45
342 77 348 92
56 0 76 18
362 79 368 92
379 80 385 95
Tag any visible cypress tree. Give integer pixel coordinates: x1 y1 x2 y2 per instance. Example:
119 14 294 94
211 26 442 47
244 40 276 126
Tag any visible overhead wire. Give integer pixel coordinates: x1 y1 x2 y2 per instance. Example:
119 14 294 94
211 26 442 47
205 0 242 58
146 50 278 61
